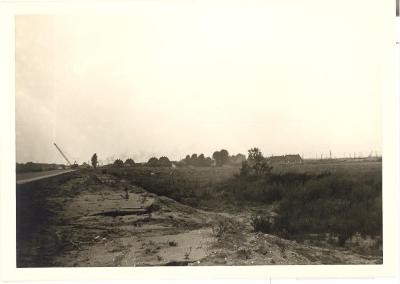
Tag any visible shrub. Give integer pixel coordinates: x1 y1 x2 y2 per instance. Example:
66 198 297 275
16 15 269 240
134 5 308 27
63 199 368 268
105 160 382 247
246 147 273 176
211 218 236 238
250 215 274 233
274 172 382 246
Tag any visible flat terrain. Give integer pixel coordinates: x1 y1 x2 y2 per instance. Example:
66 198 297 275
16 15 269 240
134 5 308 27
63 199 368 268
16 166 382 267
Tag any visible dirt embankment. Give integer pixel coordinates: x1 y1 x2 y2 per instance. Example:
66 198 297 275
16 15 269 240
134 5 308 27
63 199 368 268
16 170 382 267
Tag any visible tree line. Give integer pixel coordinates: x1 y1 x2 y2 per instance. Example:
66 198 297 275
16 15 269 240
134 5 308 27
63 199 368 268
180 150 246 167
90 149 248 168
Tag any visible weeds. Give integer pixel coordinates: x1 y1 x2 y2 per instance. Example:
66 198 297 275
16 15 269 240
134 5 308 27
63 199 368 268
250 215 274 234
108 162 382 246
211 218 235 239
184 247 192 259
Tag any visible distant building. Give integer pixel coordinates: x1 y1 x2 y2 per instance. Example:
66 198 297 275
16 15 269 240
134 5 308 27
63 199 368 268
268 155 286 164
267 154 303 164
285 154 303 164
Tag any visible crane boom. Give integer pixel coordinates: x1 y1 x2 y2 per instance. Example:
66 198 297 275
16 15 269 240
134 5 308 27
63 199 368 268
53 143 72 166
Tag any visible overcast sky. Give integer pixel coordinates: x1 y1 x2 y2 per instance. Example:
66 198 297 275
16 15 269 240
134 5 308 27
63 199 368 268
15 1 384 164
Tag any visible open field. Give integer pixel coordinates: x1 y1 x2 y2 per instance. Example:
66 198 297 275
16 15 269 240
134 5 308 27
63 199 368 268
106 160 382 207
273 160 382 174
16 160 382 266
105 165 240 209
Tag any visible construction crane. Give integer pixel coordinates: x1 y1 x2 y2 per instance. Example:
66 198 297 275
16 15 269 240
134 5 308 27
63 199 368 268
53 143 72 166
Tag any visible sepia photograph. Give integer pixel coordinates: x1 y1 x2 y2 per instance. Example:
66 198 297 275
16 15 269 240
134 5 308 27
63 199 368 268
1 0 397 278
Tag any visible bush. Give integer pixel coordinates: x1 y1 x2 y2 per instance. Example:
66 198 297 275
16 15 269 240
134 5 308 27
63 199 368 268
246 147 273 176
250 215 274 233
274 172 382 245
211 217 237 238
105 161 382 246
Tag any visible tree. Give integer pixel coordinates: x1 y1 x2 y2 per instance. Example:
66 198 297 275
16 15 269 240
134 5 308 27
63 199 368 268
205 157 214 167
212 151 220 166
248 148 263 163
125 158 135 167
182 153 213 167
158 156 172 167
213 149 229 166
220 149 229 164
113 159 124 167
91 153 98 168
184 155 191 165
147 157 159 167
247 147 272 176
190 153 198 166
197 154 206 166
229 153 246 165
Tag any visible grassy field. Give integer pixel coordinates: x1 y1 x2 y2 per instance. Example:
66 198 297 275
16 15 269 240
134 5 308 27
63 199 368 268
105 161 381 205
105 165 239 209
272 160 382 174
105 160 382 247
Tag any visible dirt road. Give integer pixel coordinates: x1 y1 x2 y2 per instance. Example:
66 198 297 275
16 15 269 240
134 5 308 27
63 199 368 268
16 170 382 267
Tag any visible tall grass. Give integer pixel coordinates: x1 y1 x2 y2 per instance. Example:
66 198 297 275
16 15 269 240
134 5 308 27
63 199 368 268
106 166 239 208
106 161 382 245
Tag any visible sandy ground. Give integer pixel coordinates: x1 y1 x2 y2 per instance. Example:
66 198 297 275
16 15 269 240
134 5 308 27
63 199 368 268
16 170 382 267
